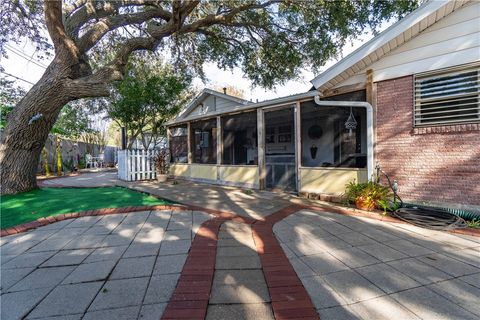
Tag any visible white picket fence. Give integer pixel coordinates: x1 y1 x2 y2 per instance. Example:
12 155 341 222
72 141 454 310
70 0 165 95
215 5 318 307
117 149 157 181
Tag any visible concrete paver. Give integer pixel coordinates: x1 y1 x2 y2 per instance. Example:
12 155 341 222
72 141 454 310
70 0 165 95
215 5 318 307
0 288 50 319
1 209 201 320
2 178 480 320
9 266 75 291
110 256 156 279
27 282 104 318
274 209 480 319
83 306 140 320
207 223 274 320
143 274 180 304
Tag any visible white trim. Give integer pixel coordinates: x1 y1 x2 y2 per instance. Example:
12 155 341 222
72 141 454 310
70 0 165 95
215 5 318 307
167 91 319 125
313 98 375 181
175 88 250 120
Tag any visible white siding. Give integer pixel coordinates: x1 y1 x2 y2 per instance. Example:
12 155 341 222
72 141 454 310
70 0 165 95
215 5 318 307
188 95 241 116
333 1 480 88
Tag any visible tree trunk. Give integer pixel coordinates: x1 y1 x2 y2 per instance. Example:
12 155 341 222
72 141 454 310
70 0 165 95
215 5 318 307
0 68 71 194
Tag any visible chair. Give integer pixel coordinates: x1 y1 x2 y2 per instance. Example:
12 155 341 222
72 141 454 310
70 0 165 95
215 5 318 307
98 153 105 168
85 154 97 168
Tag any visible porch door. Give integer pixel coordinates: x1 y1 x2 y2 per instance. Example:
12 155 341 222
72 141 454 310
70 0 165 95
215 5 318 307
264 107 296 191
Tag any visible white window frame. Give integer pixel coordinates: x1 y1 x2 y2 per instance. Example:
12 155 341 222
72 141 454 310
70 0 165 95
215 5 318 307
413 63 480 127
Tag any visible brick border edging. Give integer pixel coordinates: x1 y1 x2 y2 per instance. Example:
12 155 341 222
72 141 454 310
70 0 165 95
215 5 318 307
0 205 182 237
161 210 256 320
252 205 320 320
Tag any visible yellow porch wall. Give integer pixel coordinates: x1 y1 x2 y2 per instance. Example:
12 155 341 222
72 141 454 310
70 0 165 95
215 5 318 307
190 164 217 180
219 166 259 186
300 168 368 194
170 164 190 177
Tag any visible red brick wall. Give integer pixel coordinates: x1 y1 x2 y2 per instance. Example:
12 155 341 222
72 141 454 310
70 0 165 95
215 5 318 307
375 76 480 208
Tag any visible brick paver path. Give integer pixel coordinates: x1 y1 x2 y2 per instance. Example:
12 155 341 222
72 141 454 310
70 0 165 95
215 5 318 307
2 203 479 319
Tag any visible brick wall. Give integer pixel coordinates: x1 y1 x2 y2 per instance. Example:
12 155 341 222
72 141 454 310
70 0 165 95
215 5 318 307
375 75 480 209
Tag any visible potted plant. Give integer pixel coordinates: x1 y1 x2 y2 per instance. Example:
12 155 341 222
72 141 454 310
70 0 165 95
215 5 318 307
151 149 170 183
344 181 391 211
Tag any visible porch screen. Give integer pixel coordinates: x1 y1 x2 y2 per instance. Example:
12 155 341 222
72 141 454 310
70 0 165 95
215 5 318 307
300 102 367 169
222 111 258 165
192 119 217 164
169 125 188 163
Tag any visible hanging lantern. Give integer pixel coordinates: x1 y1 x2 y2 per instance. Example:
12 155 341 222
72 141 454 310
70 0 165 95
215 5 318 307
344 107 357 137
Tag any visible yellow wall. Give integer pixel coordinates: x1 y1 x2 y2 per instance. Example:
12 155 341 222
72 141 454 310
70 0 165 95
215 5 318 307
300 168 367 194
219 166 259 186
190 164 217 180
170 164 190 177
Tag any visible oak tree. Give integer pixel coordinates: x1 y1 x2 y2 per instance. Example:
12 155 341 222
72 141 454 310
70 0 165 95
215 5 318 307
0 0 418 194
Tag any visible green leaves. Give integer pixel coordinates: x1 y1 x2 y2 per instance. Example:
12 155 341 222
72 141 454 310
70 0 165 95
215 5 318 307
105 53 192 148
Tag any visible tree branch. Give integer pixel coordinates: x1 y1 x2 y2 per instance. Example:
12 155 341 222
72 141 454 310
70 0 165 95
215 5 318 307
77 7 171 53
179 0 280 33
44 0 80 59
65 0 171 40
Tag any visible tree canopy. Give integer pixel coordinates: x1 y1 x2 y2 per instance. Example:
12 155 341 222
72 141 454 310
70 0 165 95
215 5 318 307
0 0 419 195
105 53 192 149
1 0 419 90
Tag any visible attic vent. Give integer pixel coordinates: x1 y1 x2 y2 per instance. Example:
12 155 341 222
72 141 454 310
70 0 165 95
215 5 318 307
414 65 480 127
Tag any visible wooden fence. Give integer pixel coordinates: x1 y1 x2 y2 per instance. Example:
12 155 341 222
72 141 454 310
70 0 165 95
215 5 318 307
117 149 157 181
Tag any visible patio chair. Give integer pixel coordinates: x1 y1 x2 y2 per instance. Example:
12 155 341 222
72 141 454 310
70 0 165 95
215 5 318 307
98 153 105 168
85 154 97 168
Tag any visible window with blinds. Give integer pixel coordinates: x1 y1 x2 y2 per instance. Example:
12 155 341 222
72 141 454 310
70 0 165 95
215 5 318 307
414 65 480 126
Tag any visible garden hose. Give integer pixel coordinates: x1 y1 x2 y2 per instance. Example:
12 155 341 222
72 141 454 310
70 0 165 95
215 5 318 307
376 166 471 231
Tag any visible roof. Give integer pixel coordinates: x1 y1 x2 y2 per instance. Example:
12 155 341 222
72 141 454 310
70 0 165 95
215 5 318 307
167 90 319 125
175 88 250 120
310 0 470 91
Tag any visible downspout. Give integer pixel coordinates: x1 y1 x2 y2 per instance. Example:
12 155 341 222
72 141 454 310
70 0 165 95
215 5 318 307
313 97 375 181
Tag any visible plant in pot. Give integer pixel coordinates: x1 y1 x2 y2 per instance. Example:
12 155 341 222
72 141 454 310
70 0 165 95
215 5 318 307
151 149 170 183
344 180 391 211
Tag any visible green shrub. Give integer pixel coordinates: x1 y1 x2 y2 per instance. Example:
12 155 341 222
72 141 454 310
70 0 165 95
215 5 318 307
344 181 392 210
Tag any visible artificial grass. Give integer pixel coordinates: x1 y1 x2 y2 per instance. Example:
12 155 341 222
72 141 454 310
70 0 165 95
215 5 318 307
1 187 172 229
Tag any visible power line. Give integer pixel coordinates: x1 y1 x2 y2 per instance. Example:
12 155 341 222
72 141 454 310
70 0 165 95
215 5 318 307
5 45 48 69
1 71 35 85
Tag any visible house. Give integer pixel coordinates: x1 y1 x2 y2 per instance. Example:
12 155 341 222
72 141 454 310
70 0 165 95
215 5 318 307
166 0 480 212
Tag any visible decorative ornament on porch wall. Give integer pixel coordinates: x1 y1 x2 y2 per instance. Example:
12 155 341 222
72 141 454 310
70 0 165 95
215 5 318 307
344 107 357 137
310 144 318 159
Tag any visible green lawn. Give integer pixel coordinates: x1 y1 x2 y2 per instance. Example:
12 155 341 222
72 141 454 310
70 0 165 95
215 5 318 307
1 187 171 229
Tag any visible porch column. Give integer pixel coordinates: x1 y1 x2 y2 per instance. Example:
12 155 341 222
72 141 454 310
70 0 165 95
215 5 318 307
294 101 302 192
216 116 222 181
187 122 193 164
216 116 222 165
257 108 265 190
166 126 172 161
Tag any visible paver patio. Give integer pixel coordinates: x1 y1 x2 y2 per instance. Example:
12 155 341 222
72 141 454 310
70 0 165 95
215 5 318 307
2 176 480 319
274 210 480 320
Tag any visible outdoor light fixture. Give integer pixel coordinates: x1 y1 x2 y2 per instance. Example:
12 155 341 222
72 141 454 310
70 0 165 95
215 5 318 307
344 107 357 137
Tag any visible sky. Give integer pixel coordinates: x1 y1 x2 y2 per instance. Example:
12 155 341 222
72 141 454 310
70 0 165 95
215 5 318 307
0 23 388 103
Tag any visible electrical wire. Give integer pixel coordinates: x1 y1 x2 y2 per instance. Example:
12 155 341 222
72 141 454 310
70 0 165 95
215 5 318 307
5 45 48 69
1 71 35 85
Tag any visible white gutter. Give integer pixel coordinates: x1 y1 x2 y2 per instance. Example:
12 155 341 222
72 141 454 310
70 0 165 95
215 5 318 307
314 97 375 181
